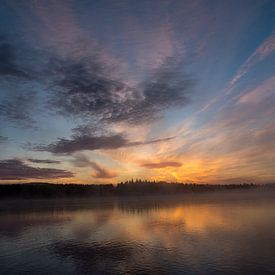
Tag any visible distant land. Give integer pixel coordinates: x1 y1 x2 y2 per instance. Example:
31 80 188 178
1 180 274 199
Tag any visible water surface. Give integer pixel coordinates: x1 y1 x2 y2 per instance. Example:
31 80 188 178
0 192 275 274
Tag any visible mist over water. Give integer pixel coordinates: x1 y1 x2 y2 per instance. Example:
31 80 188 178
0 191 275 274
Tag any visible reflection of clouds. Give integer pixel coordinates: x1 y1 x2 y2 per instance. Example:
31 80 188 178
48 198 275 274
70 210 114 241
1 198 275 274
58 201 232 249
67 198 275 247
154 205 227 232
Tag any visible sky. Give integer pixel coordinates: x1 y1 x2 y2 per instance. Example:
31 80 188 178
0 0 274 184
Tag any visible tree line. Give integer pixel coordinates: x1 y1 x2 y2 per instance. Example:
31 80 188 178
0 180 259 199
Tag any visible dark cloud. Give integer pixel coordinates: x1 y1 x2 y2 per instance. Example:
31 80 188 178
0 34 193 137
0 159 73 180
34 134 128 154
48 56 193 125
27 158 61 164
49 59 129 120
141 161 182 169
0 33 193 129
0 37 29 78
30 132 174 154
111 59 193 124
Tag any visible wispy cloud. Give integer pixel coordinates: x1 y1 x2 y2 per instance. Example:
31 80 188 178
90 162 117 179
227 31 275 93
27 158 61 164
150 76 275 183
71 154 117 179
236 75 275 105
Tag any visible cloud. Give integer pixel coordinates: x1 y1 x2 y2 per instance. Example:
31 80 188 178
1 33 190 135
27 158 61 164
0 159 73 180
90 162 117 179
30 131 175 154
227 31 275 94
152 77 275 183
48 57 129 119
121 13 184 73
198 26 275 114
0 37 29 78
48 56 193 125
141 161 182 169
71 154 117 179
111 58 192 124
236 75 275 105
0 3 193 130
25 0 88 55
0 37 39 127
70 153 92 167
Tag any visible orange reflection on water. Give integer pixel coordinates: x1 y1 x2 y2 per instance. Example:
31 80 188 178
155 204 228 232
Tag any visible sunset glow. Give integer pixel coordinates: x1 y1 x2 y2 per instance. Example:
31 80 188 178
0 0 274 184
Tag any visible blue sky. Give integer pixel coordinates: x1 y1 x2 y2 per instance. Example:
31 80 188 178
0 0 274 183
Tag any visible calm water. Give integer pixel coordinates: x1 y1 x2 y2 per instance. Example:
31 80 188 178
0 192 275 274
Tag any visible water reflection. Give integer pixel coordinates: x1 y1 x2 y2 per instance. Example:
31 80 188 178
0 194 275 274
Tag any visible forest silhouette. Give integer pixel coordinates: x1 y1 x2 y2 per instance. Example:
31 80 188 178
0 179 262 199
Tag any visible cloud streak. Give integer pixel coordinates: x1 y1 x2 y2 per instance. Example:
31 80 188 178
90 162 117 179
30 131 175 154
27 158 61 164
227 31 275 94
71 154 117 179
